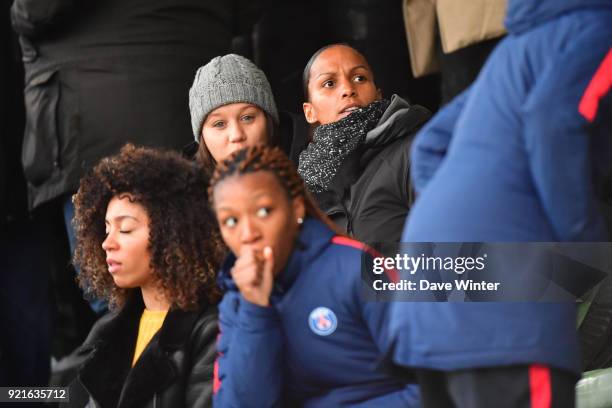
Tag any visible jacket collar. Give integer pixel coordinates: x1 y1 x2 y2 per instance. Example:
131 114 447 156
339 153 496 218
362 95 430 165
78 291 204 407
218 218 335 296
505 0 612 34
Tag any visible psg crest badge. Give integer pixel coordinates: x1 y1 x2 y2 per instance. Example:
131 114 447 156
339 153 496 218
308 307 338 336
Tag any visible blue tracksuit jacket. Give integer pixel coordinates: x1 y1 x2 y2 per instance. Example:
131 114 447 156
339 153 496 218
213 218 419 407
388 0 612 375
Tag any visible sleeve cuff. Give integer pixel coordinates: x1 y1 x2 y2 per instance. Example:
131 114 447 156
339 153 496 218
238 299 280 330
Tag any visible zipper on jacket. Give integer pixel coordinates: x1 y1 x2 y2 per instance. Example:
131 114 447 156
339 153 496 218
342 193 353 235
346 213 353 236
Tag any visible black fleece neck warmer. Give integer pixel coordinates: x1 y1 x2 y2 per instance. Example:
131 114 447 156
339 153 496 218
298 99 390 194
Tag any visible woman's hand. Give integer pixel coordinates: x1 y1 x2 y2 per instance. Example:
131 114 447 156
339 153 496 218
231 246 274 307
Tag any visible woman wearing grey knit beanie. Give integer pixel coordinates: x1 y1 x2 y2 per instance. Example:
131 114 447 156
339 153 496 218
189 54 280 172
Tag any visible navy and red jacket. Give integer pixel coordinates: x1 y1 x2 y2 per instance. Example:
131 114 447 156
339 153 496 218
388 0 612 376
213 218 419 407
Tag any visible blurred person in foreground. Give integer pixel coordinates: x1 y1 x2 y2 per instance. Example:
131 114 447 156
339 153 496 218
211 146 420 407
387 0 612 406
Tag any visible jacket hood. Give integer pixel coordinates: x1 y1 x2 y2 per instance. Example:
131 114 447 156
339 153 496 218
365 94 430 149
218 218 335 294
505 0 612 34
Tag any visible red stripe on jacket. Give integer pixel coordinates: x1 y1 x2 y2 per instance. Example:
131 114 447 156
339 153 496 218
579 48 612 122
529 364 552 408
331 236 399 283
213 333 221 394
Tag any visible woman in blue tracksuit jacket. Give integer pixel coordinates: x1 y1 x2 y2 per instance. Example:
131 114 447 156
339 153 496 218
209 145 419 407
387 0 612 406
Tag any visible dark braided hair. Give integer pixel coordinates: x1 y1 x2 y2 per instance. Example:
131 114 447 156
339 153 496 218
209 145 341 233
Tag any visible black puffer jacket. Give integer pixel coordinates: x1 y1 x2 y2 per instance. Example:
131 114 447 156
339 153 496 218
313 95 430 243
71 294 218 408
10 0 263 209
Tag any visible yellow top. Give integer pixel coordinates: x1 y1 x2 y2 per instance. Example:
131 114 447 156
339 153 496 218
132 309 168 367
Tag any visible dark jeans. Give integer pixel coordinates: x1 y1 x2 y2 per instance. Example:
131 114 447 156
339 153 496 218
0 220 51 388
62 196 107 315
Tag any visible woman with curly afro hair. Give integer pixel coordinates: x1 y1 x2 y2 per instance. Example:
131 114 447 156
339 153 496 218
69 144 223 408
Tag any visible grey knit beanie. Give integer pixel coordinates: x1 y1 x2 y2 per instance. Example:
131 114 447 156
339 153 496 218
189 54 279 143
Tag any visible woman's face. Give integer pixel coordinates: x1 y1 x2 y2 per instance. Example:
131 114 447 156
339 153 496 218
213 171 305 276
303 45 381 126
102 195 155 289
201 103 269 163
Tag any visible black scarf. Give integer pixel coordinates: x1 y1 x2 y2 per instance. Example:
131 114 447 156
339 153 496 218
298 99 390 193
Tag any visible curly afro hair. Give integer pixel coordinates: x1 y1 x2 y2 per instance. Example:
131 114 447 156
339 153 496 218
73 144 224 310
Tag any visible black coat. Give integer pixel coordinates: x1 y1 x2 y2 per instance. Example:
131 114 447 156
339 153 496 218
10 0 264 209
1 1 27 226
71 294 218 408
314 96 431 243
